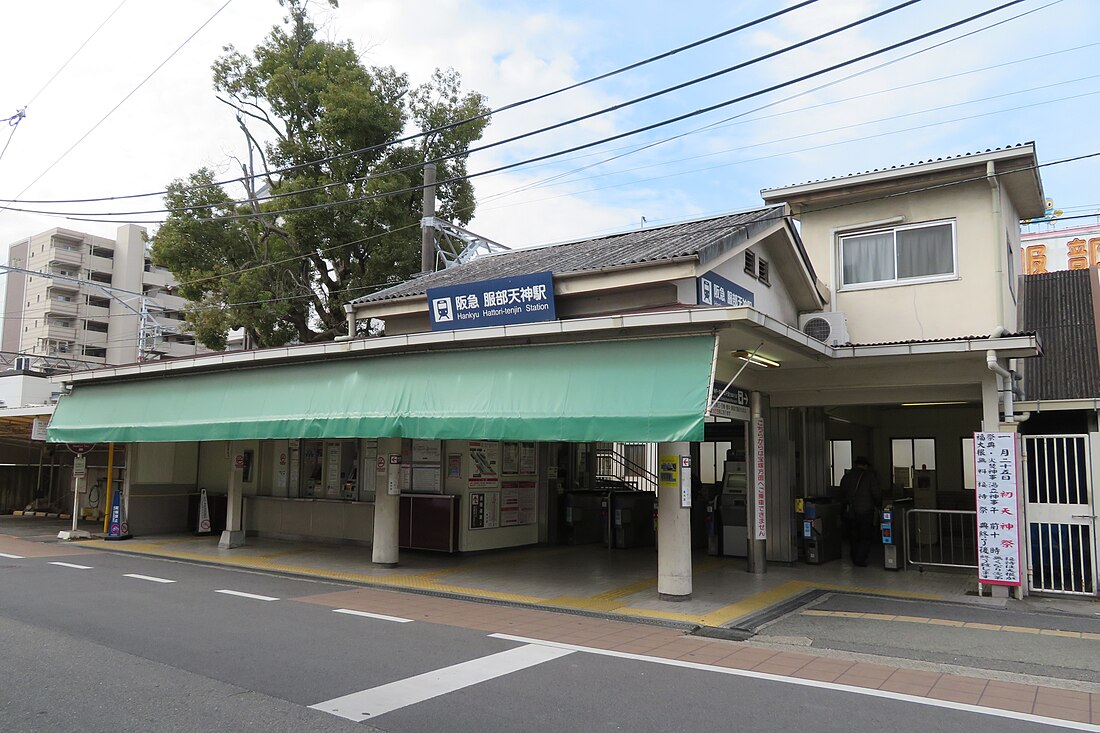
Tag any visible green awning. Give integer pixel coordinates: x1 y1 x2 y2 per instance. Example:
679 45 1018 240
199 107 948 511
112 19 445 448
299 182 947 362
48 335 715 444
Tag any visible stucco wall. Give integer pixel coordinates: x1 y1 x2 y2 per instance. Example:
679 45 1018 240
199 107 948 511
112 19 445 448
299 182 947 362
796 180 1007 343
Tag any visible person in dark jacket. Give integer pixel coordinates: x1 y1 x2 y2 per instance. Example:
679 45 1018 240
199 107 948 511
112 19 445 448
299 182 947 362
840 456 882 567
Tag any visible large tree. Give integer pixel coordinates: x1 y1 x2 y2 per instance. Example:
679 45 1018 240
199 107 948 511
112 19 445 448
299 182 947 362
151 0 489 349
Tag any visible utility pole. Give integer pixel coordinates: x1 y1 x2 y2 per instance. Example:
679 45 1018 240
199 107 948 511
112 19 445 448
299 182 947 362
420 162 437 274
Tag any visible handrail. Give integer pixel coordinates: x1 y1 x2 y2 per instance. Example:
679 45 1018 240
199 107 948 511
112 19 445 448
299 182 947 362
595 446 659 492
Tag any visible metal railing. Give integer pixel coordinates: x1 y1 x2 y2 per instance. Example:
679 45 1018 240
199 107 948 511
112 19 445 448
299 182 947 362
595 446 659 492
906 509 977 570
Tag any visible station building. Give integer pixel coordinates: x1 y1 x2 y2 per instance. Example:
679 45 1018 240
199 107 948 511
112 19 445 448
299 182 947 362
47 143 1096 600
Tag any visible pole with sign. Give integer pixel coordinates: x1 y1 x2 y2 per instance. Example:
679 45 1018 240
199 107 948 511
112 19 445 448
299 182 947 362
58 443 96 541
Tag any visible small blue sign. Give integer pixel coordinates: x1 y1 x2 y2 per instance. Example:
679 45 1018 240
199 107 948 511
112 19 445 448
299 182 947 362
428 271 556 331
698 271 753 308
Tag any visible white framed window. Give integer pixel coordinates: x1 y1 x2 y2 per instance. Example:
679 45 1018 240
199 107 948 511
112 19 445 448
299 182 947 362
839 220 956 289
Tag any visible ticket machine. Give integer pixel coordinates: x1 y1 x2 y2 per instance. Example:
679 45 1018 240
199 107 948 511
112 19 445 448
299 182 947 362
718 460 748 557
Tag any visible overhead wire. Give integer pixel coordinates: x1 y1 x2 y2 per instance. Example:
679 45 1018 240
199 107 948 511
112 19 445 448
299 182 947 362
0 0 825 207
0 0 928 219
1 0 1030 224
0 0 234 212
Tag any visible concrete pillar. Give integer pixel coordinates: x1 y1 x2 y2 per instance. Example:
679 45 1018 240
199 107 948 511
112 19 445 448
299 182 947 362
219 442 246 549
372 437 402 567
748 392 767 574
657 441 692 601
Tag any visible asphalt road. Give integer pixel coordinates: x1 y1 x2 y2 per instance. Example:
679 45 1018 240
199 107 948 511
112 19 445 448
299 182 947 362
0 548 1086 732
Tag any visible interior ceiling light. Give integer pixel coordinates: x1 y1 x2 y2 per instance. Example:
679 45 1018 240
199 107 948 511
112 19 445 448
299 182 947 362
731 350 781 368
900 401 969 407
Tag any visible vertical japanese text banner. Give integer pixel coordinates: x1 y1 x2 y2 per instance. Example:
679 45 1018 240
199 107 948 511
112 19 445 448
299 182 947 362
973 432 1022 587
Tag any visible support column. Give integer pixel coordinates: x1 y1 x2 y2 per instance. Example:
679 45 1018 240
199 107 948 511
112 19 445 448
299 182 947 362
219 442 246 549
748 392 767 574
372 437 402 567
657 441 692 601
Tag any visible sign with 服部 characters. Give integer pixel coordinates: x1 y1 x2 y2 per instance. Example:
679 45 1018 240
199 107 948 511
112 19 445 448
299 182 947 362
428 272 555 331
697 271 753 308
973 432 1022 587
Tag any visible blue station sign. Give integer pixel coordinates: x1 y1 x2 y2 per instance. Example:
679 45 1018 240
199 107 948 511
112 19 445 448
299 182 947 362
428 271 556 331
698 271 753 308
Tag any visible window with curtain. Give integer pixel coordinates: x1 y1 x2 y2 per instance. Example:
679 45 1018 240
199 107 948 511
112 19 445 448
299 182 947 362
840 220 955 288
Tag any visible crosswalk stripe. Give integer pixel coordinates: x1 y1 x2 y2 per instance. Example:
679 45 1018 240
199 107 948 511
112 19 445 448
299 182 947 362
49 561 92 569
0 552 25 559
310 644 573 722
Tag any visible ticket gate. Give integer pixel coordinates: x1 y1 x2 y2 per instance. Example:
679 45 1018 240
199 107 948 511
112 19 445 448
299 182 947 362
801 497 843 564
881 498 913 570
603 490 656 548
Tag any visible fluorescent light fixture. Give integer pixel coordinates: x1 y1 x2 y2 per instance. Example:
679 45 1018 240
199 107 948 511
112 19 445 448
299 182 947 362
900 401 969 407
731 350 781 368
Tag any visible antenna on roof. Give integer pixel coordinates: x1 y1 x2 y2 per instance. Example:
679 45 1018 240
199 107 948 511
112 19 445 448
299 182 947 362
640 216 647 229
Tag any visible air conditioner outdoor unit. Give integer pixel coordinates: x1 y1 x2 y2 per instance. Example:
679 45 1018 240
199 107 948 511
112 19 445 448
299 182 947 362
799 311 850 346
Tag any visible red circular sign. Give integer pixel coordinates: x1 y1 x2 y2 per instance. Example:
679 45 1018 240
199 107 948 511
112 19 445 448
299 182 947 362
375 456 386 472
234 454 245 468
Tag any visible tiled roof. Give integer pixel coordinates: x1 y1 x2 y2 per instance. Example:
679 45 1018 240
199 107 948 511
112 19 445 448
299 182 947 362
761 143 1034 192
353 207 785 304
1018 270 1100 401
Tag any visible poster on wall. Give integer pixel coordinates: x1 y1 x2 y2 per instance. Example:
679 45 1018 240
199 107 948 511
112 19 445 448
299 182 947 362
974 432 1022 587
500 484 520 526
658 455 678 489
447 453 463 480
470 490 500 529
288 443 300 494
412 465 442 493
502 442 519 475
325 443 342 498
518 482 537 524
468 441 500 488
412 439 442 464
518 442 537 475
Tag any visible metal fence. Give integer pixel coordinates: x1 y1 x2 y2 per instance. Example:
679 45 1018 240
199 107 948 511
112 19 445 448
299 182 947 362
906 508 977 570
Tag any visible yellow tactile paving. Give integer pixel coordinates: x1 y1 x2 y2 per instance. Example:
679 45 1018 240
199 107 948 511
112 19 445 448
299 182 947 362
802 609 1093 639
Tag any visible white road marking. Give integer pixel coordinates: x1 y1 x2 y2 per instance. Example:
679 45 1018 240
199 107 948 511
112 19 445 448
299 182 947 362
0 552 25 559
214 589 279 602
332 608 413 624
310 643 574 722
123 573 175 584
489 634 1099 733
48 561 92 570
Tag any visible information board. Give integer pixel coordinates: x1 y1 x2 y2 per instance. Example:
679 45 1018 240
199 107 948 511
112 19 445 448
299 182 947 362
973 432 1022 586
697 271 753 308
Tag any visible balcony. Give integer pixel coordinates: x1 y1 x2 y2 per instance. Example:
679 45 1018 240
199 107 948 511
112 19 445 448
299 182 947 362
45 298 79 317
47 245 84 267
43 323 78 341
142 267 173 289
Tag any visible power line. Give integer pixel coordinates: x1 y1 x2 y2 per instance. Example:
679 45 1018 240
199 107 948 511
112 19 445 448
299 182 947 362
0 1 825 208
3 0 1029 224
25 1 129 108
0 0 925 219
0 0 234 211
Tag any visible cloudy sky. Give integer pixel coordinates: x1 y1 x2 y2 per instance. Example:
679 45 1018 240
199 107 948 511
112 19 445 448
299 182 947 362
0 0 1096 253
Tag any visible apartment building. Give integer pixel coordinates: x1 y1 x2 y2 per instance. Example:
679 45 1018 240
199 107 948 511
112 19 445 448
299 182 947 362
2 224 202 367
